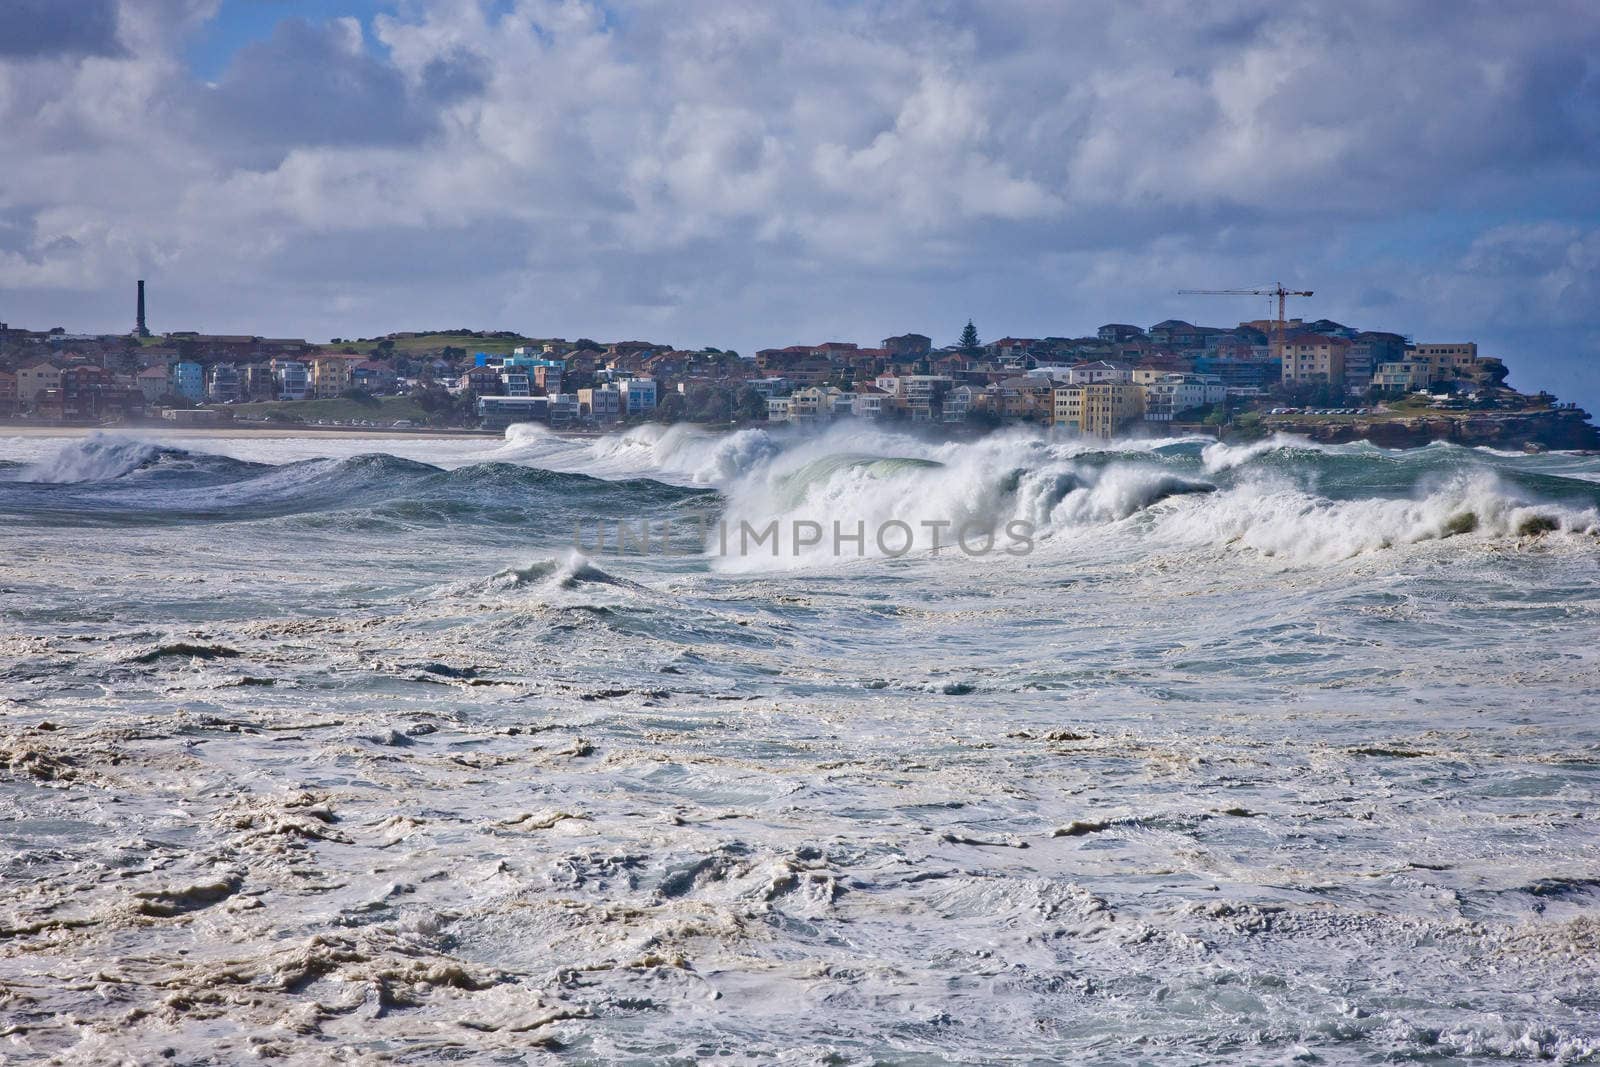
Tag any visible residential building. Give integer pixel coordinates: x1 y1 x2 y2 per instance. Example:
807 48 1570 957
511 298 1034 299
1143 374 1226 422
351 360 397 394
748 377 790 398
311 356 354 399
1411 343 1479 381
35 366 144 422
1098 324 1145 343
988 376 1053 422
852 385 889 419
16 361 63 411
136 366 171 403
1051 384 1084 432
478 395 548 430
1372 361 1432 391
207 363 241 402
0 370 15 415
1148 319 1203 349
1195 354 1280 393
943 384 974 423
767 395 794 422
514 358 564 395
577 385 623 424
988 338 1038 363
241 363 278 401
791 385 848 421
881 333 932 358
1079 381 1147 439
1280 333 1349 387
1066 360 1133 385
1346 332 1406 394
169 361 205 402
548 394 577 429
1302 319 1358 340
458 365 503 396
272 359 310 400
619 377 657 414
901 375 954 421
500 369 532 396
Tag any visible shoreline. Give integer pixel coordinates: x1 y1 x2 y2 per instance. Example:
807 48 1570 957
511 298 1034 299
0 411 1593 452
0 422 505 441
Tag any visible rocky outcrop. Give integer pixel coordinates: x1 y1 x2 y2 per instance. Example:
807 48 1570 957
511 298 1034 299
1258 409 1600 451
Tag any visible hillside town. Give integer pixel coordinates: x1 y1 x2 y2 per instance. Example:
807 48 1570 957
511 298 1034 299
0 282 1588 446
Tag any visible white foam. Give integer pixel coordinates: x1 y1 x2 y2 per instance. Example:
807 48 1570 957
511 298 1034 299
7 433 166 483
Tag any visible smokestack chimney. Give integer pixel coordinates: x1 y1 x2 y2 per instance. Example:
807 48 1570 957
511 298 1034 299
136 279 149 338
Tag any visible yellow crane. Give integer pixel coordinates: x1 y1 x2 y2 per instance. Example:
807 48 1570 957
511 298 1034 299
1176 284 1313 359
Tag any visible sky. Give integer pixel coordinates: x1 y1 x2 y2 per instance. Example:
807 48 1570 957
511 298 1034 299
1 0 1598 403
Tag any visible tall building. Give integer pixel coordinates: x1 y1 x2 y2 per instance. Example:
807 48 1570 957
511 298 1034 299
272 359 310 400
1280 333 1349 387
169 361 205 401
207 363 241 402
310 356 353 398
1411 343 1480 380
1053 382 1146 438
619 377 657 414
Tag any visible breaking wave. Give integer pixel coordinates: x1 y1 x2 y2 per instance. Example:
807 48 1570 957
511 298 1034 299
6 434 189 483
7 425 1598 568
703 423 1600 570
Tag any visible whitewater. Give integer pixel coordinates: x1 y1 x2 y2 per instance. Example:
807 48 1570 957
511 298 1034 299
2 422 1599 1064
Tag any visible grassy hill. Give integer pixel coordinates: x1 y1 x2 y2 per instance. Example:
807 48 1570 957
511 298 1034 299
313 332 543 358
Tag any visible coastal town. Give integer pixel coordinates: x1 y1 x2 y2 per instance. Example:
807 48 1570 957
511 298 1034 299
0 281 1592 448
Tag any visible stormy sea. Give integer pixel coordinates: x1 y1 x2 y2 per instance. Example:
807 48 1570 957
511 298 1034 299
2 423 1599 1064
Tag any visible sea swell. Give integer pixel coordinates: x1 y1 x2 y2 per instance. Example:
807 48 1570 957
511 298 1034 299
5 425 1600 1063
5 428 1598 566
0 434 709 529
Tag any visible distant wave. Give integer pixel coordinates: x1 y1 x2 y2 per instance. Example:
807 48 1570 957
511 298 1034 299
6 434 188 484
0 433 706 527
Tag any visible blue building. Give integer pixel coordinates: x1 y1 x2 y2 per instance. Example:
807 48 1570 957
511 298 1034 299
619 377 657 414
169 361 205 402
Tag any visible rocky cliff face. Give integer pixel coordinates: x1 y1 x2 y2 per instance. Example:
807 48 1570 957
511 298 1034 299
1258 409 1600 450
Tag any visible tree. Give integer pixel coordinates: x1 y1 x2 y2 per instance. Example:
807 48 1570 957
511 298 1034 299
735 386 767 422
653 392 687 423
412 384 455 417
958 320 980 355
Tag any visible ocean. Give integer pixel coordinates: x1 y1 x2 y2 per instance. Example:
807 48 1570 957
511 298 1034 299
2 423 1599 1064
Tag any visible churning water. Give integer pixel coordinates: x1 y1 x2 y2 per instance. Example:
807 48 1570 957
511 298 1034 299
2 424 1599 1063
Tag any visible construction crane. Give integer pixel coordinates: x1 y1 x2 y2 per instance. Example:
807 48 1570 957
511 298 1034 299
1176 283 1313 358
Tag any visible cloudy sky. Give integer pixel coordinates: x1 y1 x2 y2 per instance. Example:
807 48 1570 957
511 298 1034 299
2 0 1598 401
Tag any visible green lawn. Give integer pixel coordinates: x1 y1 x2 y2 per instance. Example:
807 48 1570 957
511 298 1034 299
313 332 543 358
219 396 430 424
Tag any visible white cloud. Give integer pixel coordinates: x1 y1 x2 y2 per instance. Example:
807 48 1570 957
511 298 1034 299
1 0 1598 402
